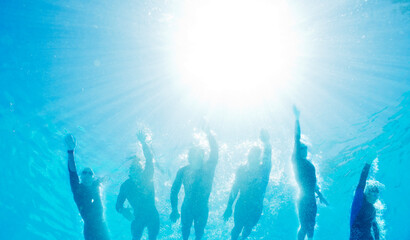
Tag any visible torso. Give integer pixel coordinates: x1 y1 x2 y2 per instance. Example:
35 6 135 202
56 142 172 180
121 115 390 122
350 199 376 240
180 165 216 208
236 166 269 208
74 182 104 223
121 177 157 215
295 159 316 199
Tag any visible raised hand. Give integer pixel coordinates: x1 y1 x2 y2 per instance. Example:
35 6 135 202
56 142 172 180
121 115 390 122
65 134 77 151
170 210 180 223
136 130 146 143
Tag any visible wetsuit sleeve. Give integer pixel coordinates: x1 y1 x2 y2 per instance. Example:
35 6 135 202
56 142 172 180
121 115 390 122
171 168 184 212
350 163 371 226
67 151 80 197
262 142 272 180
292 119 302 166
116 182 127 213
226 169 241 209
206 132 219 171
141 141 154 179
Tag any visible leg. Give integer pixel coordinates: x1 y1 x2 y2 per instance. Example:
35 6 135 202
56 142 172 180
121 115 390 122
194 207 209 240
147 211 160 240
97 222 111 240
131 219 145 240
305 200 317 240
240 226 253 240
298 198 316 240
298 226 307 240
231 224 243 240
84 222 111 240
231 206 245 240
240 210 261 240
181 206 194 240
83 223 91 240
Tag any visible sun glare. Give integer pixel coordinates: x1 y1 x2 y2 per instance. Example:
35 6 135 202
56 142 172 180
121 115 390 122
174 0 300 107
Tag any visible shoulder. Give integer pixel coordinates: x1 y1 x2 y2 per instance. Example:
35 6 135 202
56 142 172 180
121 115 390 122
177 166 189 176
120 178 133 190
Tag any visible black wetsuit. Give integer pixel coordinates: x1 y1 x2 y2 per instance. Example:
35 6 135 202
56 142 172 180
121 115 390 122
116 143 159 240
230 143 272 240
350 164 379 240
170 135 218 240
68 152 110 240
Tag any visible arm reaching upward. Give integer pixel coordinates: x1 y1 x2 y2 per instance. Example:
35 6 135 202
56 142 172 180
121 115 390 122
260 129 272 178
292 106 302 165
357 163 371 191
223 171 240 221
137 131 154 179
170 168 184 222
65 134 79 194
207 130 219 168
65 134 77 173
350 163 372 226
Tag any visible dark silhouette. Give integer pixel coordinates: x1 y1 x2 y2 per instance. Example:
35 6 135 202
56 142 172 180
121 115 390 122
350 159 380 240
65 134 110 240
170 129 219 240
223 129 272 240
292 107 328 240
116 131 159 240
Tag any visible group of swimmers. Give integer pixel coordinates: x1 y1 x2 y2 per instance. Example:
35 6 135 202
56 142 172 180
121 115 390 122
65 106 381 240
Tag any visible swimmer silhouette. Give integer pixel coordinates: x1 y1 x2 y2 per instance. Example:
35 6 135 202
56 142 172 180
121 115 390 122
223 129 272 240
170 128 219 240
350 158 380 240
292 107 328 240
65 134 110 240
116 131 159 240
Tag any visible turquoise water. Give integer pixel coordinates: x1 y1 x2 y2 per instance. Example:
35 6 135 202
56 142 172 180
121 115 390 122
1 0 410 239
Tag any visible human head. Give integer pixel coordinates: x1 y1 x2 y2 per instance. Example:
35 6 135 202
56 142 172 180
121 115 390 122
129 160 143 181
299 143 308 159
364 184 380 204
188 146 205 169
247 146 262 167
81 167 94 186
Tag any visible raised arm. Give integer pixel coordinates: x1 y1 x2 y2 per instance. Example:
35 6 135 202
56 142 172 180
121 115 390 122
170 168 184 222
206 130 219 169
357 163 371 191
65 134 79 192
260 129 272 178
137 131 154 179
223 170 240 221
350 162 372 226
292 106 302 164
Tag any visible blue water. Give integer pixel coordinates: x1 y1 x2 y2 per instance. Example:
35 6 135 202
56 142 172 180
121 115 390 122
1 0 410 239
